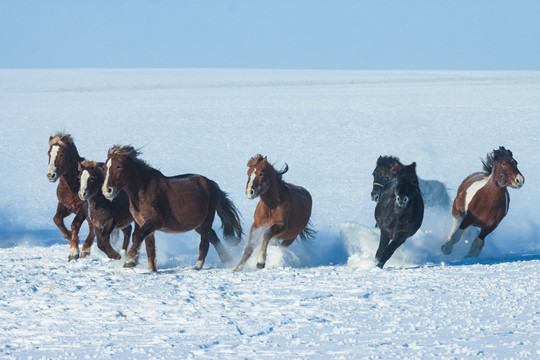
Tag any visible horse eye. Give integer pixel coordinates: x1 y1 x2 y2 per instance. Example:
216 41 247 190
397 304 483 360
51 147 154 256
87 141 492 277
117 165 123 169
259 172 264 177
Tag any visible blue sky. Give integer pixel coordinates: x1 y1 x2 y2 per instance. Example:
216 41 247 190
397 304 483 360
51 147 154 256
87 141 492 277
1 0 539 70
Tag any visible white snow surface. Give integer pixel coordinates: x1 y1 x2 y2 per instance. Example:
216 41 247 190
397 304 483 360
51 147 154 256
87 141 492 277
0 69 539 359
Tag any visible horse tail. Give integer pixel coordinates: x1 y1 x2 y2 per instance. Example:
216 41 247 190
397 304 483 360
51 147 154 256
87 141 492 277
212 181 243 246
299 221 316 242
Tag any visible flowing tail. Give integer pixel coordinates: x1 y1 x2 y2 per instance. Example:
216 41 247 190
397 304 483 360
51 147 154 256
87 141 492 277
299 221 316 241
213 182 243 246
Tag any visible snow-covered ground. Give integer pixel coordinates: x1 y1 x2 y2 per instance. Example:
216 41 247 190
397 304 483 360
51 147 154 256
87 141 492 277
0 69 539 358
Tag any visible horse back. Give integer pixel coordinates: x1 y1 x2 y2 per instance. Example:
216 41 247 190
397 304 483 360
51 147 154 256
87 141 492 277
142 174 213 231
452 172 489 218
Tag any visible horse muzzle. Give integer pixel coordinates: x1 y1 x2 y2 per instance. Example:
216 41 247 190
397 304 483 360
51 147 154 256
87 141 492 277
395 195 409 208
102 186 116 201
246 188 258 199
47 172 58 183
371 191 380 202
78 191 88 201
513 174 524 189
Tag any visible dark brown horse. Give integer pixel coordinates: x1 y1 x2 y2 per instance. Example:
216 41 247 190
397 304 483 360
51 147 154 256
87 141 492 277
46 132 95 260
78 160 137 260
371 156 450 209
101 145 242 272
375 162 424 268
442 147 524 257
234 155 314 272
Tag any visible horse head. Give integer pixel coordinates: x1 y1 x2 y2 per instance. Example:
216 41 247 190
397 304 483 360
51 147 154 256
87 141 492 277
78 161 104 201
371 156 402 202
482 147 524 189
246 154 288 199
394 162 420 208
47 133 76 182
102 145 139 201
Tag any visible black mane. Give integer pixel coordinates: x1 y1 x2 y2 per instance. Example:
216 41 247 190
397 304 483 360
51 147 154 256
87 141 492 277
481 146 513 174
377 155 401 168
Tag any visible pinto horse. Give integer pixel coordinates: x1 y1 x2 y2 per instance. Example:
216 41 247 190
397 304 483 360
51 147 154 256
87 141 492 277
375 162 424 268
371 156 450 209
78 160 139 259
441 147 524 257
101 145 242 271
234 155 314 272
47 132 95 261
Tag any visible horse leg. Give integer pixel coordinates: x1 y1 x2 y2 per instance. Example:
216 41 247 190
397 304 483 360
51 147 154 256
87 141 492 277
97 220 121 260
377 235 407 269
53 203 71 241
208 229 232 264
125 220 159 269
68 212 86 261
144 233 157 272
120 224 132 257
441 216 465 255
467 226 495 258
194 227 210 271
80 217 96 258
257 224 283 269
233 225 258 272
376 231 391 261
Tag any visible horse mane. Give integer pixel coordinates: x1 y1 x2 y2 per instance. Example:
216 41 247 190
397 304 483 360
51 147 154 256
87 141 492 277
108 145 161 176
376 155 401 167
49 132 74 148
481 146 513 174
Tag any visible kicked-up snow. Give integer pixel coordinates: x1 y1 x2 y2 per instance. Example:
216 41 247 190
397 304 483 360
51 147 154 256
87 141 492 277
0 69 539 358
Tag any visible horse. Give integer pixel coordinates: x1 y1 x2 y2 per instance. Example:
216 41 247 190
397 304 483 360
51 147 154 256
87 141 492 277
234 155 314 272
371 156 451 210
47 132 95 261
78 160 139 260
374 162 424 268
441 147 524 257
101 145 243 272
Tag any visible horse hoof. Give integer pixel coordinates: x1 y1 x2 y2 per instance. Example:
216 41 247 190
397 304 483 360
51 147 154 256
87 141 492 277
194 260 204 270
68 254 79 262
256 262 265 269
123 258 138 268
441 244 452 255
80 249 91 259
376 262 384 269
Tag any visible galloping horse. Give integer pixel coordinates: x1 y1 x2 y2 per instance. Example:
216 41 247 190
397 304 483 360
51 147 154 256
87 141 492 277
371 156 450 209
234 155 314 272
375 162 424 268
441 147 524 257
78 160 139 259
101 145 242 271
47 133 95 260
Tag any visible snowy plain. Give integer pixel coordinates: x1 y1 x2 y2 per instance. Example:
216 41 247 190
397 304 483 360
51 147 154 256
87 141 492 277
0 69 539 359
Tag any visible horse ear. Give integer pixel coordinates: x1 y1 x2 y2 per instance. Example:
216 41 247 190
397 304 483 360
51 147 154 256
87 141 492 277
410 162 417 170
262 156 268 164
61 134 71 143
78 162 83 172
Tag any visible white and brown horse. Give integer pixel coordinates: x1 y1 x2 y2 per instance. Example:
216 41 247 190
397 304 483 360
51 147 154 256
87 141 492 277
234 155 314 271
442 147 524 257
47 132 95 260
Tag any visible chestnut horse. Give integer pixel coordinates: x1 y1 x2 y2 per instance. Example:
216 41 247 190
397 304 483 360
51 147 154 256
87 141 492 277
47 132 95 261
375 162 424 268
78 160 141 259
371 156 450 209
101 145 242 271
234 155 314 272
442 147 524 257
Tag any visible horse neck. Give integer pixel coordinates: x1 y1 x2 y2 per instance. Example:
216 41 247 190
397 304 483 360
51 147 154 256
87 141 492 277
484 172 508 195
122 160 161 209
260 175 287 209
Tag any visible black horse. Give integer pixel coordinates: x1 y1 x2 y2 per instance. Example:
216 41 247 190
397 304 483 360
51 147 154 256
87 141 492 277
371 156 450 209
374 162 424 268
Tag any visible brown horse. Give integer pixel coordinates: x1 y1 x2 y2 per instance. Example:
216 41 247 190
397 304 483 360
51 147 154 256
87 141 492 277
101 145 243 272
234 155 314 272
46 132 95 260
78 160 137 259
442 147 524 257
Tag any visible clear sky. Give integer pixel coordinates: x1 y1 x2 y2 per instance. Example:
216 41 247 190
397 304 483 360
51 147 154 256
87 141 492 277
1 0 539 70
